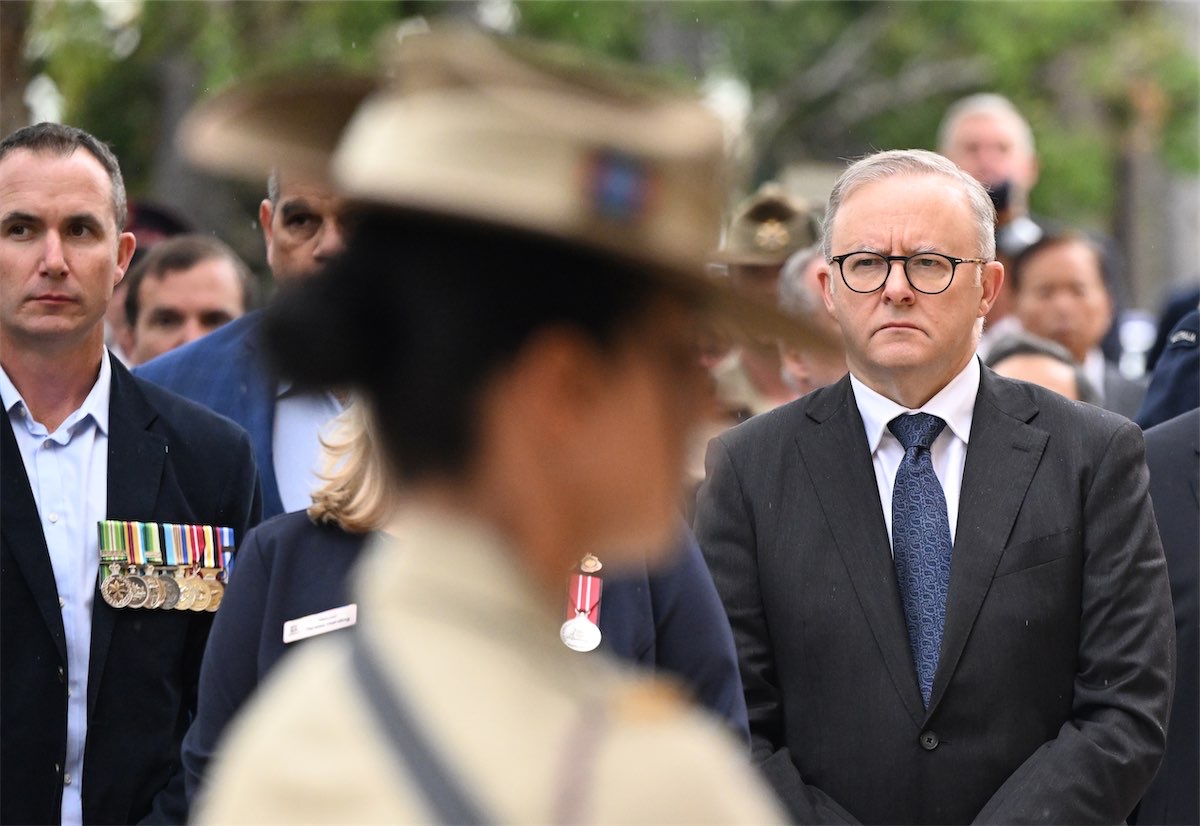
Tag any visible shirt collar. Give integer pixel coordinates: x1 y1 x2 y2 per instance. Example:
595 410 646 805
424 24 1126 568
850 356 980 454
0 350 112 437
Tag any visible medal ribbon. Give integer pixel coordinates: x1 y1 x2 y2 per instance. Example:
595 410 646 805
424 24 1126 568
142 521 163 565
565 574 602 625
98 520 126 564
217 526 235 581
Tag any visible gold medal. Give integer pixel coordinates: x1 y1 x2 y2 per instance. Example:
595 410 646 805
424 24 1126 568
100 570 132 609
202 576 224 613
141 574 165 610
125 573 150 609
188 576 211 612
174 571 197 611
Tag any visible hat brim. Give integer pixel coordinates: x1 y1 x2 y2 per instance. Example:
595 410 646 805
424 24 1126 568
178 73 376 182
178 73 841 356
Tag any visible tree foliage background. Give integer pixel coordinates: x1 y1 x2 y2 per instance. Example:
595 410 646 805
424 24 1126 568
3 0 1197 304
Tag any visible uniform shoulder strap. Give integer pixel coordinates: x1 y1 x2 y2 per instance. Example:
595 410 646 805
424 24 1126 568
350 631 493 825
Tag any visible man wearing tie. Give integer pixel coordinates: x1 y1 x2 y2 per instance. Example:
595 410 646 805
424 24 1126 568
695 148 1174 824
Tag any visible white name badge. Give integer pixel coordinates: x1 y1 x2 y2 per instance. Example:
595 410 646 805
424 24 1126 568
282 604 358 644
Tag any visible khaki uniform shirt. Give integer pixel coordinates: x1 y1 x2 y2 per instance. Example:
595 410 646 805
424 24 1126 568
195 506 784 824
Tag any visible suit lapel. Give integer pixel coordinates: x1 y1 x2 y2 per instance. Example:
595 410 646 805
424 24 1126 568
1 414 67 662
90 361 167 714
797 378 926 725
237 326 283 516
927 368 1047 714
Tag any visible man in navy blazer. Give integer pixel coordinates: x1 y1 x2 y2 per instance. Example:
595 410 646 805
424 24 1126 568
696 149 1174 824
135 173 349 518
0 123 260 824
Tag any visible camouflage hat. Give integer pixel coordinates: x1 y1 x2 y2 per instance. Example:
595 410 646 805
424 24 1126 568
178 25 840 352
716 182 822 267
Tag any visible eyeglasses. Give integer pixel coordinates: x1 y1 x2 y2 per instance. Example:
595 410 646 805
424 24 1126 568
828 251 989 295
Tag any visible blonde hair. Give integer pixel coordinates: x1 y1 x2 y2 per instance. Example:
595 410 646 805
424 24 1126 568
307 401 397 534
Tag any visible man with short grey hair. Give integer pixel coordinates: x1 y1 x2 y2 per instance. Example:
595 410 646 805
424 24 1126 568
777 244 846 396
696 147 1173 824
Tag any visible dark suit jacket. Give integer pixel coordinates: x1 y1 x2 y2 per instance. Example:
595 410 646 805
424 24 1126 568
1138 309 1199 430
180 511 748 810
135 311 284 517
1 358 262 825
695 366 1175 825
1134 409 1199 826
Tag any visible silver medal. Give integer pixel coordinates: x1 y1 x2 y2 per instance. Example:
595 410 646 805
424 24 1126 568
559 614 602 652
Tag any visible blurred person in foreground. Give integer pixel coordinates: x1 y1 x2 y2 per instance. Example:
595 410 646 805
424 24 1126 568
119 233 253 365
709 183 822 420
181 400 751 813
186 26 830 823
777 243 847 397
0 122 260 825
1012 231 1147 419
983 330 1098 404
694 148 1173 823
135 146 355 518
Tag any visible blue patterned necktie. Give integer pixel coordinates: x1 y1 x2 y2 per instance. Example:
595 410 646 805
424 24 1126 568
888 412 952 708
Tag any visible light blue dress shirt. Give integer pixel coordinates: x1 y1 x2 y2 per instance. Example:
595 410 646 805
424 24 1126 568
272 382 343 514
0 352 111 826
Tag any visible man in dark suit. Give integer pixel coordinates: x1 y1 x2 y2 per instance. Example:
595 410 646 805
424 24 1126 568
135 173 349 518
1134 409 1199 826
695 148 1174 824
0 122 261 825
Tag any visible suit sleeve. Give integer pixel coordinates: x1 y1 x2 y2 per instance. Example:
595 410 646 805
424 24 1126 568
974 421 1175 824
648 524 751 745
694 436 861 825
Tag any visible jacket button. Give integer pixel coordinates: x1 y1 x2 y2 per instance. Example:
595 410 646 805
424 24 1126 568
919 730 939 751
57 666 65 683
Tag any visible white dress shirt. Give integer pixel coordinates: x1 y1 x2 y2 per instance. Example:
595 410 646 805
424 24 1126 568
1 352 112 826
849 358 981 547
272 381 344 514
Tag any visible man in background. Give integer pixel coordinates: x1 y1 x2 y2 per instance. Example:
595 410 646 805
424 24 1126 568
104 200 194 363
136 171 349 518
0 122 260 825
984 330 1098 404
777 243 846 397
120 233 253 365
710 182 822 419
939 92 1128 360
1012 232 1146 418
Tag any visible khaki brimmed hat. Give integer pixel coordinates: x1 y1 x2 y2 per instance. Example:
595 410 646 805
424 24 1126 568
715 182 822 267
178 25 838 351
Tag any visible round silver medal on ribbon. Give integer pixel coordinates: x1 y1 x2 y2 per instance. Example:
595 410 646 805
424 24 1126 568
560 614 602 652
